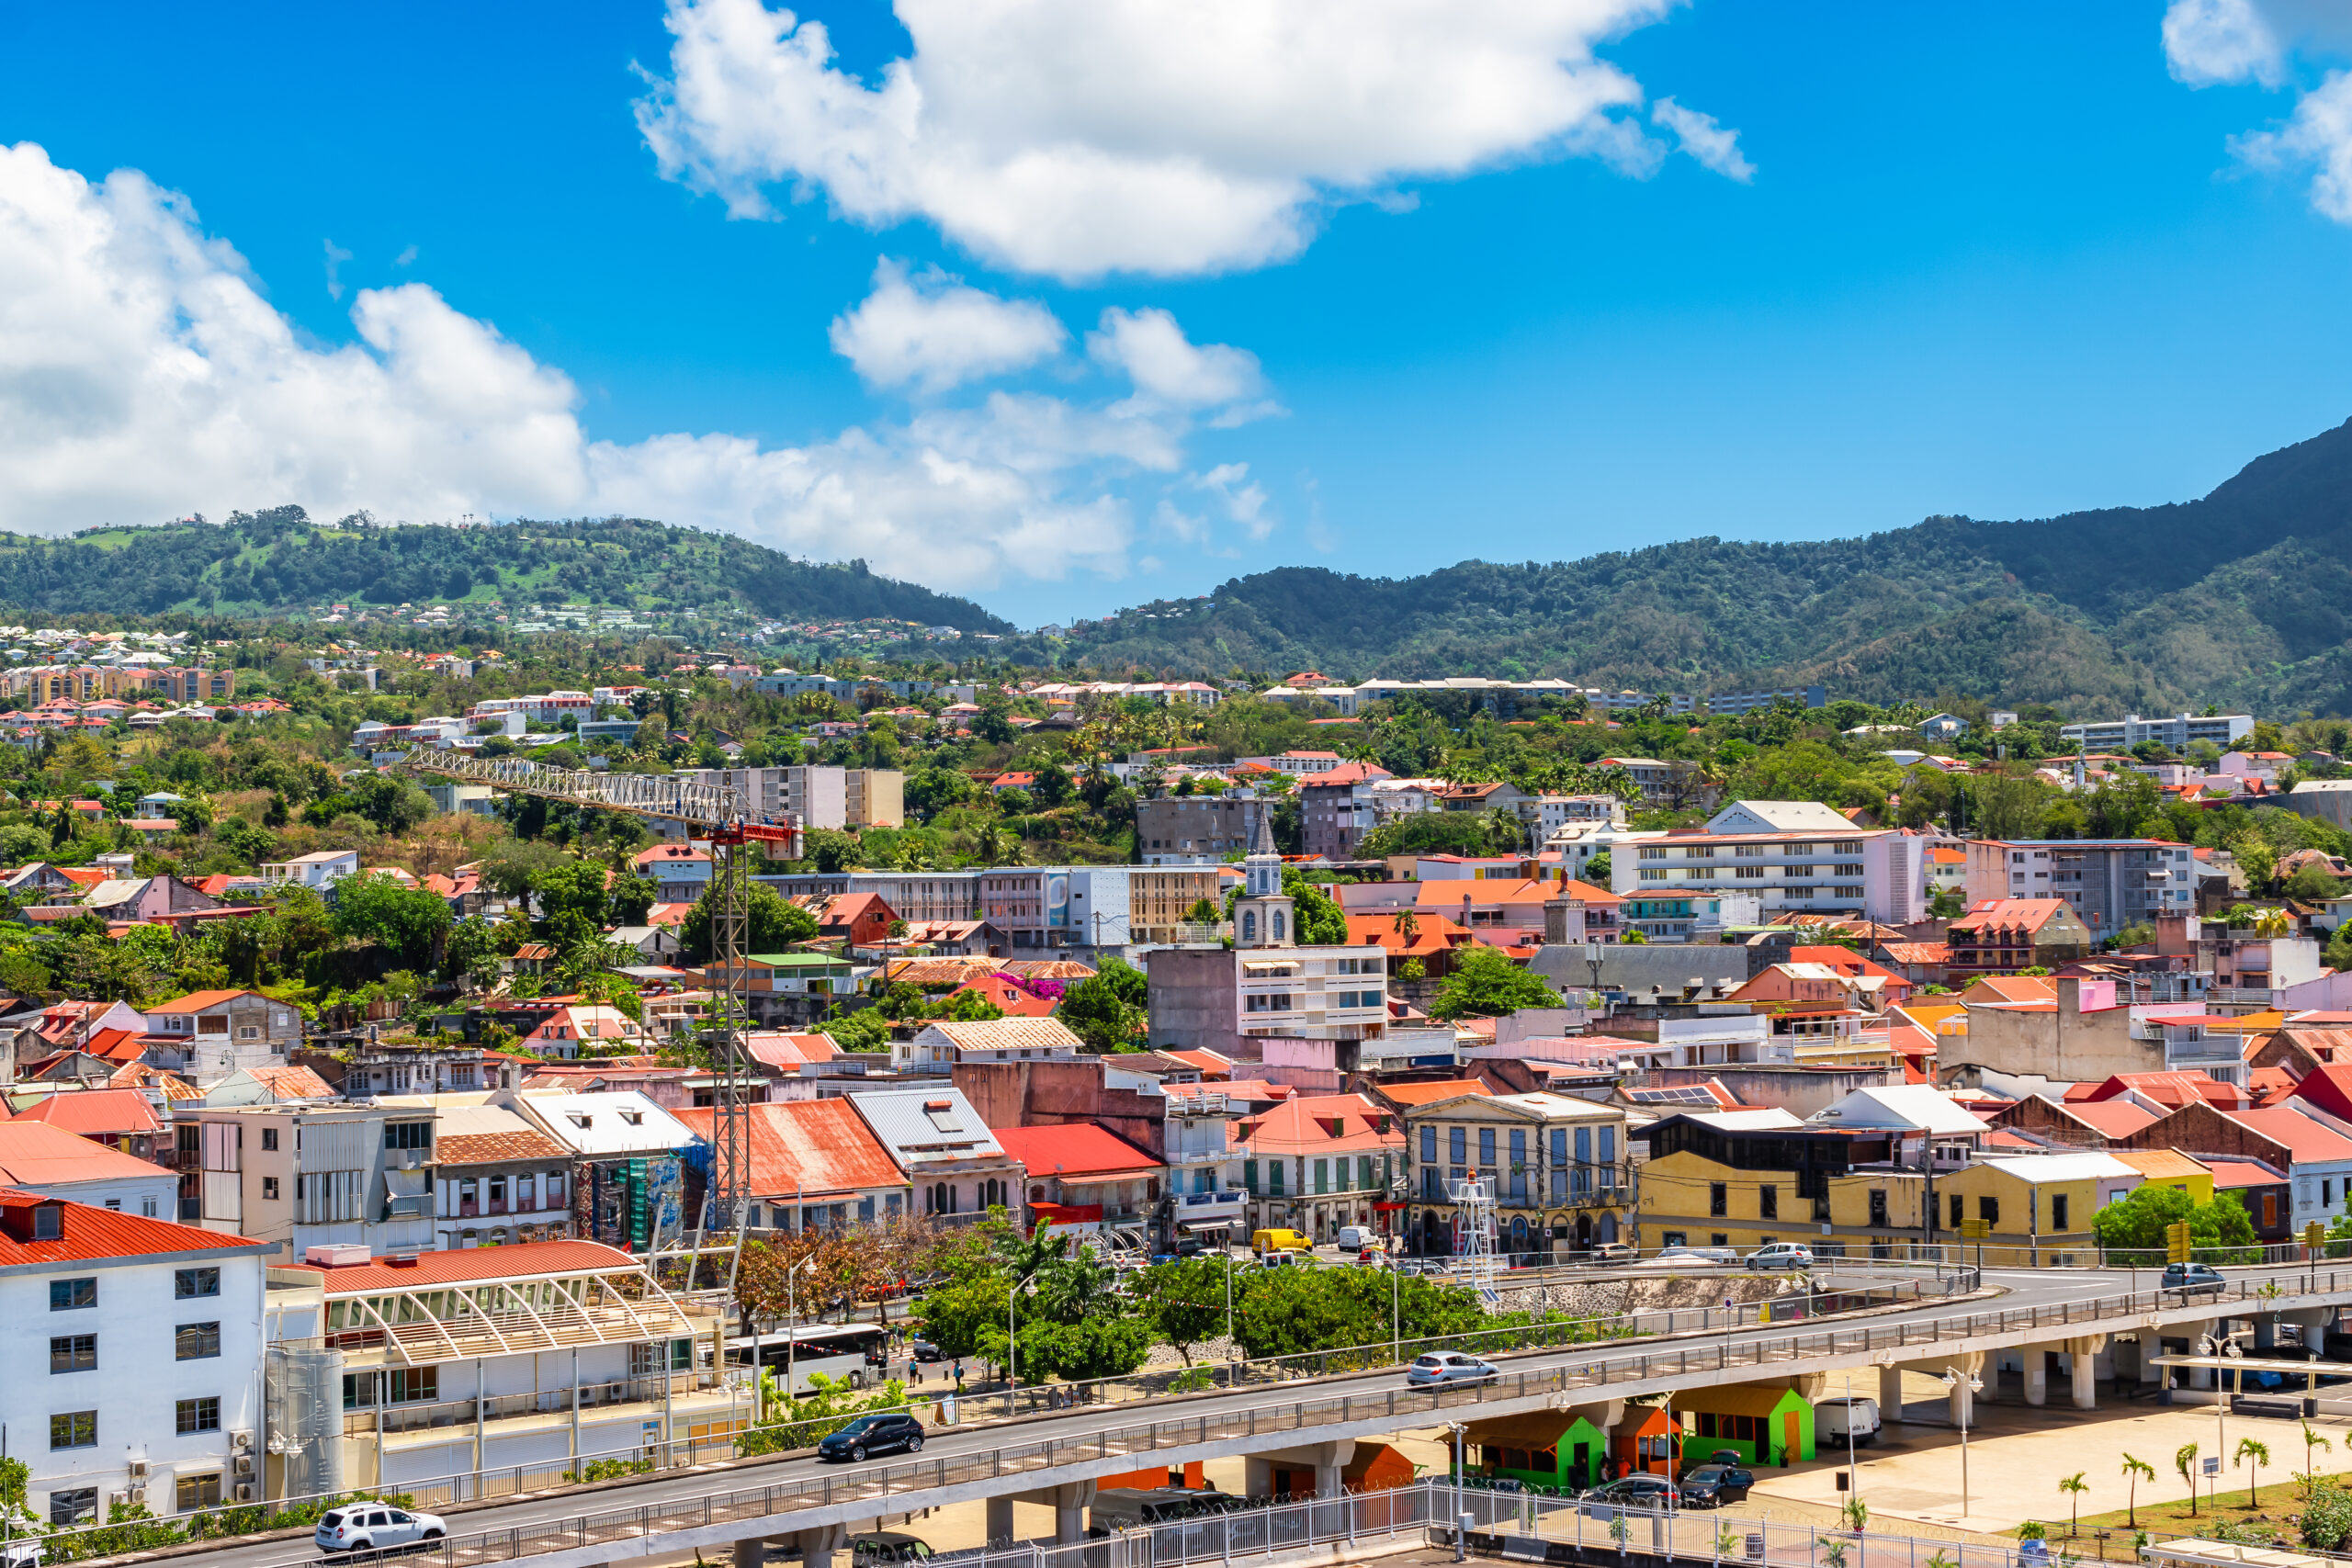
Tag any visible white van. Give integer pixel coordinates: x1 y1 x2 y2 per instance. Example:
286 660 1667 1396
1336 1225 1376 1253
1815 1396 1881 1448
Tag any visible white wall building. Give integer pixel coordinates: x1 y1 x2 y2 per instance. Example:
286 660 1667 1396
0 1192 273 1525
2058 713 2256 752
1610 801 1927 926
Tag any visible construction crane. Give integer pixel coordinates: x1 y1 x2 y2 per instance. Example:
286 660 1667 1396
400 749 801 1253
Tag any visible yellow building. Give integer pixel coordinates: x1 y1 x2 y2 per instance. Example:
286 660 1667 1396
2107 1148 2213 1201
1640 1111 2145 1265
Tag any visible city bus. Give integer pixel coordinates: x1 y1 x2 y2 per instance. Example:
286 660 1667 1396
729 1323 893 1394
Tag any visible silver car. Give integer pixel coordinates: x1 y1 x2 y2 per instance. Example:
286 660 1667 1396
315 1504 447 1555
1407 1351 1499 1386
1746 1243 1814 1271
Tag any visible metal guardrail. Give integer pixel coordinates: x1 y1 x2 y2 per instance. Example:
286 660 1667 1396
82 1269 2346 1568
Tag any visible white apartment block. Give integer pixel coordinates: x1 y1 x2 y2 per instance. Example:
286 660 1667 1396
674 765 901 829
2058 713 2256 752
467 692 594 726
0 1194 274 1526
1611 802 1926 925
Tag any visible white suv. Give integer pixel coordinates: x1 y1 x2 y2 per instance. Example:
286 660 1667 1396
315 1504 447 1554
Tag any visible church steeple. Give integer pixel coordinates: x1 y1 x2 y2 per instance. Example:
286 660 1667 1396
1235 807 1294 948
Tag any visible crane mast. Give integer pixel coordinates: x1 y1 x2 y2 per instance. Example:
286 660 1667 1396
399 749 800 1250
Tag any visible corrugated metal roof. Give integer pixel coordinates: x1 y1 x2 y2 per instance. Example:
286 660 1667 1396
11 1088 161 1135
995 1122 1162 1179
845 1088 1004 1162
285 1238 641 1292
673 1100 906 1197
922 1018 1087 1054
514 1089 697 1155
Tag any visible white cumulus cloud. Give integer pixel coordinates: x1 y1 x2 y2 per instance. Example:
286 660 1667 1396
0 140 1271 593
634 0 1734 280
1651 97 1754 182
828 257 1065 392
2163 0 2352 222
1088 308 1267 411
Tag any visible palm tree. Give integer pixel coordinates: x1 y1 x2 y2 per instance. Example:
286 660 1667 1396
2177 1443 2201 1517
2254 907 2294 937
2058 1472 2087 1537
2120 1454 2154 1528
1391 908 1420 945
2303 1422 2335 1496
2238 1438 2270 1507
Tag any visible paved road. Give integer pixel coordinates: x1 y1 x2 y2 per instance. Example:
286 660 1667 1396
96 1261 2349 1568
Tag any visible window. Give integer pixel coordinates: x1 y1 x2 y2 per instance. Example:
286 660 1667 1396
49 1489 96 1527
1978 1195 1999 1225
1709 1182 1727 1217
177 1322 222 1360
1269 1161 1284 1196
175 1474 221 1512
1449 1127 1466 1167
263 1176 279 1201
50 1277 95 1312
50 1334 96 1373
384 1122 432 1152
51 1411 96 1450
236 1025 259 1041
1360 1155 1376 1190
175 1397 220 1435
1869 1189 1889 1226
1421 1127 1437 1165
1949 1194 1963 1229
1759 1186 1778 1220
1479 1128 1497 1165
2052 1194 2070 1231
261 1128 278 1151
1314 1159 1329 1194
33 1206 59 1240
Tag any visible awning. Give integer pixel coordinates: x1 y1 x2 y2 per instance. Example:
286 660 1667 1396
1372 1201 1409 1212
1178 1219 1237 1233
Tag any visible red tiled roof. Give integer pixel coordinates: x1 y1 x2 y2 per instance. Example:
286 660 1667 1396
0 1189 269 1266
436 1128 568 1166
10 1089 161 1136
2059 1100 2160 1138
2199 1156 2287 1190
1231 1093 1406 1158
673 1100 906 1197
995 1122 1162 1179
1374 1078 1492 1107
2224 1105 2352 1163
284 1238 641 1291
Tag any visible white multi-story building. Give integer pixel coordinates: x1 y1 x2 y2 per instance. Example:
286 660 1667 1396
466 691 594 726
184 1103 438 1260
1962 839 2198 936
1610 800 1927 926
2058 713 2256 752
0 1191 274 1525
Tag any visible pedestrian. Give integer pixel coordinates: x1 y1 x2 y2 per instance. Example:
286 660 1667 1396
955 1361 965 1392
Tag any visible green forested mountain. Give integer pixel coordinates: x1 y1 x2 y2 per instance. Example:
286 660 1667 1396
1055 417 2352 715
0 510 1010 632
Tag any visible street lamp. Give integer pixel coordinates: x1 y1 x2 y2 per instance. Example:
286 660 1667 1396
1447 1420 1470 1562
2197 1333 2244 1507
1939 1365 1983 1517
784 1255 816 1405
1007 1267 1043 1417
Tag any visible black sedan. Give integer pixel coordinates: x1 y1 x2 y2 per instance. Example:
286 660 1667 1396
910 1339 944 1362
817 1413 926 1463
1579 1475 1679 1517
1678 1465 1755 1508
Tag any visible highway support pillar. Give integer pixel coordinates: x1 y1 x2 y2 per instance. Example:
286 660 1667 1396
796 1525 846 1568
2066 1336 2108 1411
985 1495 1015 1546
1047 1481 1095 1545
2021 1347 2049 1408
735 1538 766 1568
1879 1362 1905 1423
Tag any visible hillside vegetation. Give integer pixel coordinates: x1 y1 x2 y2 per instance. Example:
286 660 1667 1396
0 510 1009 631
1051 416 2352 714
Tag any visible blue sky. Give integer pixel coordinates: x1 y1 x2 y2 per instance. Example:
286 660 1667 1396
1 0 2349 624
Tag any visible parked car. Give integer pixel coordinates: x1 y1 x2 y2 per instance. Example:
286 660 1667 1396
909 1338 944 1363
315 1505 447 1555
1634 1247 1737 1269
850 1535 935 1565
1815 1396 1881 1448
1677 1465 1755 1508
1580 1475 1679 1516
1746 1243 1814 1271
2162 1261 2228 1299
1336 1225 1378 1252
1582 1242 1636 1266
1 1540 41 1568
1251 1228 1315 1256
817 1412 927 1463
1406 1351 1499 1386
